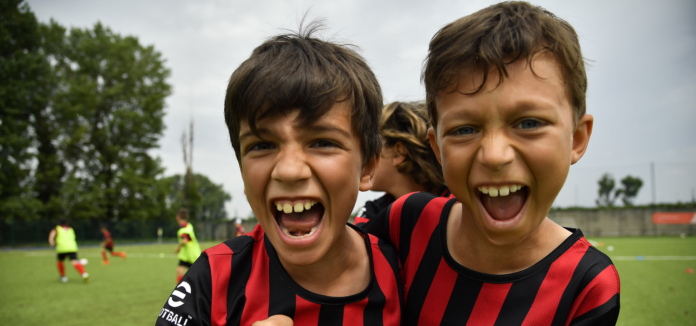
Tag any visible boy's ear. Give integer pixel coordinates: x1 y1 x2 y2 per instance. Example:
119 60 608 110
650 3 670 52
359 155 380 192
428 127 443 165
570 114 594 165
392 142 406 165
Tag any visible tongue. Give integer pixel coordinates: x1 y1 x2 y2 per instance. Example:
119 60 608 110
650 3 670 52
481 189 527 221
280 206 322 236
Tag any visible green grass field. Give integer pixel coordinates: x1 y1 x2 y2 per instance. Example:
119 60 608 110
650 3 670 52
1 237 694 325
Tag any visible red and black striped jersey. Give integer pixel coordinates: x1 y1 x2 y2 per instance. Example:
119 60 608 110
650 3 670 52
102 230 114 246
364 192 620 326
156 223 403 326
354 186 453 227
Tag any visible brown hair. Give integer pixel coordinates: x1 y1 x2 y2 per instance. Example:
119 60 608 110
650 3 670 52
177 208 189 220
381 102 445 192
224 19 383 165
423 1 586 126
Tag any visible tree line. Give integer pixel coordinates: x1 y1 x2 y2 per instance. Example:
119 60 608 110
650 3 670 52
0 1 230 222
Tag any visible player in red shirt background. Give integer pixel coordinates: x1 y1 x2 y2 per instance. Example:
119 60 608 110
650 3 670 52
101 226 126 265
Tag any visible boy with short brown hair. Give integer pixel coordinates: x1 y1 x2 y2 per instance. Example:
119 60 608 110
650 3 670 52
156 21 402 326
366 2 620 325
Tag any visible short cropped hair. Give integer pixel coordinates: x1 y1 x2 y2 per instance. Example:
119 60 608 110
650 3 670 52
177 208 189 220
224 20 383 165
423 1 586 126
381 102 444 192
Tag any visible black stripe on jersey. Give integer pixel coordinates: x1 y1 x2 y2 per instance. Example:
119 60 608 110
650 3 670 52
403 225 443 326
569 293 620 326
440 274 483 324
494 264 551 325
377 237 404 310
318 304 344 324
222 237 255 325
269 259 296 319
398 193 436 264
551 246 612 326
363 276 386 326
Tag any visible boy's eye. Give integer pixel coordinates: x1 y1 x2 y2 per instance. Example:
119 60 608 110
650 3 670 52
517 119 544 129
311 140 338 148
249 142 275 151
452 126 477 136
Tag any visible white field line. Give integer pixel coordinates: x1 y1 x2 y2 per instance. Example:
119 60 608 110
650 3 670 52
23 252 178 259
610 256 696 261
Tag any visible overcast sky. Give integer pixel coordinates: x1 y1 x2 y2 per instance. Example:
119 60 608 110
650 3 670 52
27 0 696 217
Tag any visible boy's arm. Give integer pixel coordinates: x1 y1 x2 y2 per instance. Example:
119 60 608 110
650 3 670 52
175 234 191 253
48 228 56 246
156 254 212 326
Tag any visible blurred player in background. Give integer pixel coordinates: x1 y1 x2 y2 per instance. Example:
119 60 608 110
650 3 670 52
174 208 201 283
234 218 245 237
48 218 89 283
354 101 450 227
100 226 126 265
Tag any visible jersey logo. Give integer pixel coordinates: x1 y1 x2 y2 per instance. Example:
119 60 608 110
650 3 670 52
168 281 192 308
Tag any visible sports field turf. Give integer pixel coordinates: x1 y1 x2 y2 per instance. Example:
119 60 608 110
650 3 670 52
1 237 694 325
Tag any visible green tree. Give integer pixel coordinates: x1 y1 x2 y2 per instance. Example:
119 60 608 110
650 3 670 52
161 173 231 221
617 175 643 206
50 22 172 220
596 173 620 207
0 0 47 220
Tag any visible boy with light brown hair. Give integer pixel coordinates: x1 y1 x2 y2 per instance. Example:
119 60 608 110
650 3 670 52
365 2 620 325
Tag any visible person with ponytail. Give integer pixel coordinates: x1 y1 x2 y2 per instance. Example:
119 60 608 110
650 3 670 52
354 101 450 227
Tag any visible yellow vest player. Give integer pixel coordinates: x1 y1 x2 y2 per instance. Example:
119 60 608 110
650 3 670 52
175 208 201 284
101 226 127 265
48 218 89 283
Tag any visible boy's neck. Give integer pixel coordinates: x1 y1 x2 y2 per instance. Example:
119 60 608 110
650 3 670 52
446 203 572 275
278 225 371 297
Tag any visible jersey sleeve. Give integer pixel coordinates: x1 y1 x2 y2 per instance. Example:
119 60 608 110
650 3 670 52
156 253 212 326
567 257 621 326
362 201 394 244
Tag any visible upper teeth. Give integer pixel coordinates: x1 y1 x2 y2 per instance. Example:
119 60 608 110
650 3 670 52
478 185 524 197
275 200 318 213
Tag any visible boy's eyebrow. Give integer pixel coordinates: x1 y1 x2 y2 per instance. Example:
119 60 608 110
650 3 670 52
303 124 352 138
238 128 270 142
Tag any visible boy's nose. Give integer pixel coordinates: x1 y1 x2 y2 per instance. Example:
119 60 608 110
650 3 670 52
477 132 515 171
271 147 312 184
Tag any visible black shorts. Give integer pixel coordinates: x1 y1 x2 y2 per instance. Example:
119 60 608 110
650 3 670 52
57 252 78 261
178 260 193 268
104 244 113 252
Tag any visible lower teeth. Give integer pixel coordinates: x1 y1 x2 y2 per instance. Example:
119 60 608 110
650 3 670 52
281 225 318 239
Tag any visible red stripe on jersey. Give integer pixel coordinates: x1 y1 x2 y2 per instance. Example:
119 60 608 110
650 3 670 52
417 258 458 325
241 236 270 325
294 295 321 325
343 297 367 326
521 240 589 326
354 217 370 226
565 265 620 326
205 244 234 326
465 282 512 326
389 194 408 251
370 234 401 326
403 198 448 299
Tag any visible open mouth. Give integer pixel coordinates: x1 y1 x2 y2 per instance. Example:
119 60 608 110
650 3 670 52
477 184 529 221
272 200 325 239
